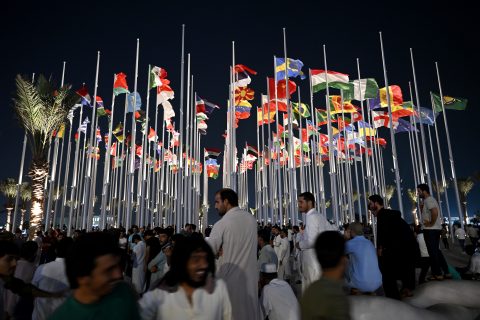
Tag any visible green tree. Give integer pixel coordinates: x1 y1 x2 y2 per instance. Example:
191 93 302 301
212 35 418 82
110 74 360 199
13 74 77 237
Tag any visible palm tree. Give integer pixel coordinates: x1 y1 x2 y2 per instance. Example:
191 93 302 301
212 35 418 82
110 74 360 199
457 177 475 224
13 74 77 237
407 189 419 225
385 185 396 208
0 178 17 230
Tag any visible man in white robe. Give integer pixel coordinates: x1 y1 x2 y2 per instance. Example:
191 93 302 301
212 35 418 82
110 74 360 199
296 192 336 293
132 234 146 294
208 188 259 320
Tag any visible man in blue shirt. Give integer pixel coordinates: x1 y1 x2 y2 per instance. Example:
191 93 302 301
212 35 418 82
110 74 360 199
344 222 382 294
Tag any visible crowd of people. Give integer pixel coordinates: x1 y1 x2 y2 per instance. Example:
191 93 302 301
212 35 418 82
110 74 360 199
1 185 479 319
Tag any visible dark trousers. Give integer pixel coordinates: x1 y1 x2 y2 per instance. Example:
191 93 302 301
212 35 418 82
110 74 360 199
424 229 449 275
379 255 415 300
418 257 430 284
442 237 449 249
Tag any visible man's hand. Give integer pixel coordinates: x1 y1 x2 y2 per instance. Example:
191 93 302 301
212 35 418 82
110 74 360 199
150 265 158 273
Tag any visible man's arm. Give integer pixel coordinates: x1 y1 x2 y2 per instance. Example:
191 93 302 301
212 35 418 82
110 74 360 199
206 223 223 255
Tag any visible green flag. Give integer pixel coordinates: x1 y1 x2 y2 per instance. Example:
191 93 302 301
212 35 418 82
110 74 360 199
343 78 379 101
432 93 468 112
292 102 310 118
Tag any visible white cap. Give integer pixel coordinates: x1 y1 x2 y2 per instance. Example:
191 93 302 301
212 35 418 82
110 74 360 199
260 263 277 273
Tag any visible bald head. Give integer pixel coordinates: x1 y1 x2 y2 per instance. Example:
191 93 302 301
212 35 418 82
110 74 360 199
348 222 364 237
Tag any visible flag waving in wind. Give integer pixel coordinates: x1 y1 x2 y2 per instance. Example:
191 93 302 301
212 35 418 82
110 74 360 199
311 69 350 92
275 58 305 80
113 72 130 95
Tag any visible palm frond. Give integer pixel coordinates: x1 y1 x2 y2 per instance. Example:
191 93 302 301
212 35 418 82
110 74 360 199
0 178 18 198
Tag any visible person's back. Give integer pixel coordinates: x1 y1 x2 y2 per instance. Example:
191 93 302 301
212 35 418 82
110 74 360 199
32 237 73 320
345 234 382 293
49 281 138 320
260 278 299 320
300 231 350 320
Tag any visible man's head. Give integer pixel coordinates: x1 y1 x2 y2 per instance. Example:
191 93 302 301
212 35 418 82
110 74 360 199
65 233 122 299
132 234 142 244
417 183 430 199
345 222 363 240
293 226 300 233
298 192 315 213
20 241 38 263
166 237 215 288
144 230 154 240
368 194 384 216
259 263 278 288
157 228 169 245
214 188 239 217
314 231 346 278
132 225 139 234
258 230 270 248
56 237 74 258
271 226 280 236
280 228 288 238
0 241 19 277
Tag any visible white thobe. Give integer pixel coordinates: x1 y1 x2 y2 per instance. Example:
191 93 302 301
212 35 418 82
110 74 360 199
259 279 300 320
208 206 259 320
273 234 282 259
277 237 290 280
139 278 232 320
132 241 146 294
298 208 336 293
32 257 69 320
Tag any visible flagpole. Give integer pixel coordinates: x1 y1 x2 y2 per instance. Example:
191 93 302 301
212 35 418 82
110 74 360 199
44 62 67 229
379 32 404 216
323 45 339 225
229 42 237 191
117 99 129 227
355 59 372 217
282 28 297 226
139 65 153 228
59 112 74 229
434 63 465 227
426 115 443 219
408 82 422 187
431 92 453 236
124 39 140 229
75 127 88 229
410 48 432 191
99 75 117 228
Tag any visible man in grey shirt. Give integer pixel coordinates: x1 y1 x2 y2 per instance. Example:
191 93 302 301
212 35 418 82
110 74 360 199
418 184 451 280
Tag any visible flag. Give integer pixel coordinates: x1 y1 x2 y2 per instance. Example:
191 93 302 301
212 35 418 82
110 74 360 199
379 85 403 107
413 106 436 125
257 107 276 126
235 100 252 120
268 78 297 99
292 102 310 118
234 86 255 104
96 127 102 143
150 66 168 89
113 122 124 142
196 112 209 122
394 118 417 133
113 72 130 95
246 145 258 157
391 102 415 119
96 105 111 117
329 96 357 114
275 58 305 80
233 64 257 87
372 111 392 128
162 101 175 119
283 113 298 128
315 109 337 126
74 132 79 141
110 142 117 156
76 85 91 106
56 124 66 139
78 117 90 133
357 121 376 137
148 127 157 142
204 148 221 159
432 93 468 112
127 92 142 113
343 78 379 101
311 69 350 92
156 80 175 105
67 104 81 123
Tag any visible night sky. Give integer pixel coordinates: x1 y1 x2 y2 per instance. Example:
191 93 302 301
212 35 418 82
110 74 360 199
1 0 479 225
